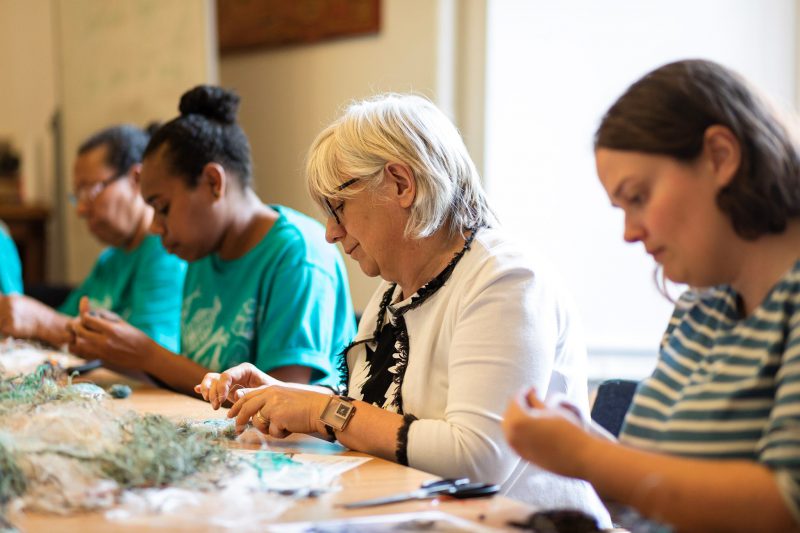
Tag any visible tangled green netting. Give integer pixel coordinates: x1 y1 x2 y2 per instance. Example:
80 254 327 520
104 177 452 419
0 364 231 519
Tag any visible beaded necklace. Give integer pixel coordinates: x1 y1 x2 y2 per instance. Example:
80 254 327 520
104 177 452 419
337 228 479 413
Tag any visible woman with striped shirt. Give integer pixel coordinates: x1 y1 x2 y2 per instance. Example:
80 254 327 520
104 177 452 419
502 59 800 532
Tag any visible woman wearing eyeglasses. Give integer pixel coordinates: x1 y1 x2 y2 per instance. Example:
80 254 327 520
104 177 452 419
68 85 356 394
195 93 610 525
0 125 186 350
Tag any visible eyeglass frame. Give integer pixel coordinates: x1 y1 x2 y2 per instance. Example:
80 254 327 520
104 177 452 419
324 177 360 225
68 172 127 206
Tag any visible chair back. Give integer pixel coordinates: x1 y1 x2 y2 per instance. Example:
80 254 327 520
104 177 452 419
590 379 639 437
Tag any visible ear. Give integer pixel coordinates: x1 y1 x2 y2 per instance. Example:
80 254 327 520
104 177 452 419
200 162 226 200
703 125 741 189
128 163 143 189
384 162 416 209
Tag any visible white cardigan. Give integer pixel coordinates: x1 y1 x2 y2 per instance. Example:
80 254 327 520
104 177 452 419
347 228 610 524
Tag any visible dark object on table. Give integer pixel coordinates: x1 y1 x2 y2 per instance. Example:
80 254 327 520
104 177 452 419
65 359 102 376
508 509 601 533
107 383 132 399
340 477 499 509
590 379 639 437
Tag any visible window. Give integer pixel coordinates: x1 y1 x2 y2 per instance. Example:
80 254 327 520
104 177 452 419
484 0 796 380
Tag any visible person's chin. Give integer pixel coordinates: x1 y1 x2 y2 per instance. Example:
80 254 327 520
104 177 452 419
89 226 121 248
173 248 197 262
357 258 381 278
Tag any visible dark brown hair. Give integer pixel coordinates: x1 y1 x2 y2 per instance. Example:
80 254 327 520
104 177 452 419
595 59 800 239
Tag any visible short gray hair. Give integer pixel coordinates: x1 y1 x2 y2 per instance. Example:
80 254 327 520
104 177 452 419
306 93 494 239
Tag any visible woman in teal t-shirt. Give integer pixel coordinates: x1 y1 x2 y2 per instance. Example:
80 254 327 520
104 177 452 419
0 125 185 350
0 222 22 294
70 86 356 395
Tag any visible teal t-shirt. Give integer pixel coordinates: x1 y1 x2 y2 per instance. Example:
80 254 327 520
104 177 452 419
0 223 23 294
59 234 186 351
180 205 356 385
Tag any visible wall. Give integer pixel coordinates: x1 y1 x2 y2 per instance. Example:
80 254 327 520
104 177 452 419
56 0 218 284
0 0 58 278
220 0 486 311
484 0 796 376
0 0 56 205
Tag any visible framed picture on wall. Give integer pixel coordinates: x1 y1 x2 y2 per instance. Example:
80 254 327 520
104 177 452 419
217 0 381 53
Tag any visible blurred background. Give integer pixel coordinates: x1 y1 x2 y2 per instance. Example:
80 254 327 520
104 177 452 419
0 0 796 383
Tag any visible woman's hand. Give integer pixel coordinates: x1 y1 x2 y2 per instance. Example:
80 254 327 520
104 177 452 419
227 385 331 438
195 362 277 409
502 386 597 480
68 296 153 370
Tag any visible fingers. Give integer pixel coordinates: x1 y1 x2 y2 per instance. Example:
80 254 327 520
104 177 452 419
196 372 221 402
79 296 90 315
88 308 121 322
211 372 235 409
268 422 290 439
78 311 115 334
71 320 105 344
232 395 265 433
252 408 270 433
524 387 545 409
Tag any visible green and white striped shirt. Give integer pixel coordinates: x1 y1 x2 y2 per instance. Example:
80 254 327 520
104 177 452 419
620 260 800 521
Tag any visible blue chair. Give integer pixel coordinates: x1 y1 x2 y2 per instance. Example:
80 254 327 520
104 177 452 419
590 379 639 438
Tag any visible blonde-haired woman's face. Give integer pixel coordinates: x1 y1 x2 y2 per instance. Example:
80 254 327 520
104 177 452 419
324 177 407 282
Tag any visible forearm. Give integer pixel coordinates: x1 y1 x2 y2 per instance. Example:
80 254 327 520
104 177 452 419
32 302 71 346
139 341 213 396
582 439 798 532
317 400 404 462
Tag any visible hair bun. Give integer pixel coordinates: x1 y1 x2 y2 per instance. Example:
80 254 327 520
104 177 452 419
179 85 240 125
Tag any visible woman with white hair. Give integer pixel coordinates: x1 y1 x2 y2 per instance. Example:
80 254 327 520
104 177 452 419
196 94 610 524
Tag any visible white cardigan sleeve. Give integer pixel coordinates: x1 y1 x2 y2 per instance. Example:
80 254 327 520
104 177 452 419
405 258 572 484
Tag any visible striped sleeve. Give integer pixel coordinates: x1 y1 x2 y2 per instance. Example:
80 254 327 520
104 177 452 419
760 294 800 523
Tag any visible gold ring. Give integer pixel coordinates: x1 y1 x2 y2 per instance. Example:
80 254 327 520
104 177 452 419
254 410 268 425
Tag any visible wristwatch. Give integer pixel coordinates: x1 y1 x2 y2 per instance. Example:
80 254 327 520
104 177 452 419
319 395 357 437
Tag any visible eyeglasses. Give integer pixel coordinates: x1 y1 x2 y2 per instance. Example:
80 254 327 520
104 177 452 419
324 177 360 225
68 174 125 206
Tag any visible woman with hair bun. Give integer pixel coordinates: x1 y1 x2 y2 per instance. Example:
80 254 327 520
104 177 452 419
70 85 356 394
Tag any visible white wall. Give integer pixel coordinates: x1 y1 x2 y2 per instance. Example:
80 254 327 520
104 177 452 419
0 0 56 206
56 0 218 284
220 0 486 311
485 0 796 374
0 0 59 278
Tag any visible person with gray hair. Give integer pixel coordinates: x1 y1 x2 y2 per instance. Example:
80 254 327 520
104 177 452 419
0 124 185 350
197 93 609 525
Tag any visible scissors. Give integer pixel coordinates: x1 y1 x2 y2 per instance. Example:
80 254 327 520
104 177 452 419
340 477 499 509
65 358 103 375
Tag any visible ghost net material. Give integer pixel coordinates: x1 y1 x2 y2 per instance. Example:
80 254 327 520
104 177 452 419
0 343 359 529
0 363 232 516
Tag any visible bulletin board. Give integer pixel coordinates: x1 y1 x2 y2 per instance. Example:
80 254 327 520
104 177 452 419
217 0 380 53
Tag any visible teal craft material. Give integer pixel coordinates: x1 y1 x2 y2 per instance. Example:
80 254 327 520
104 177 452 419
107 384 132 399
0 363 232 518
67 382 107 399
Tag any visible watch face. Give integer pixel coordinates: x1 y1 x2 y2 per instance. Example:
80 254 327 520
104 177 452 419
335 403 351 418
320 397 356 431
